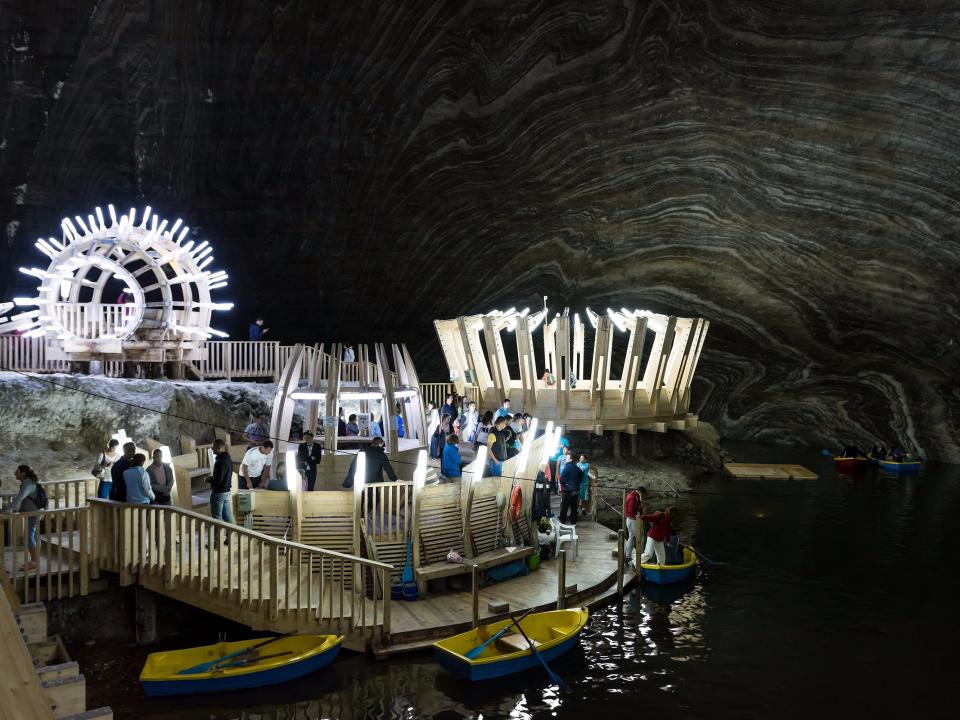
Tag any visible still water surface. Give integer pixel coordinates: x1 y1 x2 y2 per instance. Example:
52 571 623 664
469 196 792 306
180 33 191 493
87 442 960 719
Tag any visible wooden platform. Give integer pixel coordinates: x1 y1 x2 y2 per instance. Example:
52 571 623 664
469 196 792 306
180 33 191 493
382 520 627 654
724 463 817 480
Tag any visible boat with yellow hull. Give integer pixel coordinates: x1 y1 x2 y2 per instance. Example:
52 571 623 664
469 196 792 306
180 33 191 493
433 608 589 681
140 634 343 697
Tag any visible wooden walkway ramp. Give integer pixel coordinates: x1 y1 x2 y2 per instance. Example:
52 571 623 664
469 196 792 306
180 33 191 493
724 463 817 480
88 500 393 652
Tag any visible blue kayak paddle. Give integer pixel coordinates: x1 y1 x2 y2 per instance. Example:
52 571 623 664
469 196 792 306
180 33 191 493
508 611 570 692
176 637 281 675
464 607 536 660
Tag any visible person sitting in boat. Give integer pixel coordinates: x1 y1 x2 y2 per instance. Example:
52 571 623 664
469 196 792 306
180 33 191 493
889 448 909 463
840 444 865 458
639 506 676 566
870 442 888 460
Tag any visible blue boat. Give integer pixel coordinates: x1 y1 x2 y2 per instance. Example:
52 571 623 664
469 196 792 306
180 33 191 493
877 459 921 474
140 634 343 697
433 608 589 682
640 547 698 585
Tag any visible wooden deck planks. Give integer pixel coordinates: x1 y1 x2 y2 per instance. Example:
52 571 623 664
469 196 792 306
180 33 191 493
724 463 817 480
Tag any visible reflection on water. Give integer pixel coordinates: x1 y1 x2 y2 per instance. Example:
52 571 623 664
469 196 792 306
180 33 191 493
105 442 959 719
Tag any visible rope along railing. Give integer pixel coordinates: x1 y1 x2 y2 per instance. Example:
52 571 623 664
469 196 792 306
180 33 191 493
89 499 393 644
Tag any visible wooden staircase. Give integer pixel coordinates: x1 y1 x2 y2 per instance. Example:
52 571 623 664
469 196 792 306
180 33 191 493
1 568 111 719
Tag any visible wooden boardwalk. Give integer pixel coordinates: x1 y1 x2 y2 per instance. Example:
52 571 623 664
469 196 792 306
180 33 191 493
724 463 817 480
385 520 628 653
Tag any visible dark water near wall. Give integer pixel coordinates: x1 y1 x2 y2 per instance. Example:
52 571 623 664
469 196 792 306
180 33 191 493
80 442 960 719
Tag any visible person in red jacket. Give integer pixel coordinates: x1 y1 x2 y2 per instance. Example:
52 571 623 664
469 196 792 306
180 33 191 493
624 485 647 565
640 507 676 566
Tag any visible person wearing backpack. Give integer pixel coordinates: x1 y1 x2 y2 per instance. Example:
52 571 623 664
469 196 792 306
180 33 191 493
92 438 121 499
9 465 46 571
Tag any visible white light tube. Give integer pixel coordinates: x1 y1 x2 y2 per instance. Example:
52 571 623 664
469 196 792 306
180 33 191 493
472 445 488 484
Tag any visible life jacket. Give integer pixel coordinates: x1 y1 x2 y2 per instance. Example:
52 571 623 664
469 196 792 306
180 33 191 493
510 484 523 521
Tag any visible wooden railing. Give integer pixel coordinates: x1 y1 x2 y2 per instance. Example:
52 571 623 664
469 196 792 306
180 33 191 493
420 382 453 410
39 478 96 510
0 507 90 604
361 481 412 543
0 336 68 372
89 500 392 644
199 340 281 380
52 303 133 339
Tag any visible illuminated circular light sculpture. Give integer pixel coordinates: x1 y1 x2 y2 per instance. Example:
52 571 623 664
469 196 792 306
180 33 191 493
434 305 710 434
1 205 231 363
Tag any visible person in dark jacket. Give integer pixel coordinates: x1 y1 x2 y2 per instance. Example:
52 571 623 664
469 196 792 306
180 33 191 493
558 454 583 524
343 437 398 489
297 431 323 491
209 439 234 541
109 441 136 502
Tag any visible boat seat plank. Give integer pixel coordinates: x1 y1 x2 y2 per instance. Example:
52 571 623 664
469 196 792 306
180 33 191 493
495 633 539 652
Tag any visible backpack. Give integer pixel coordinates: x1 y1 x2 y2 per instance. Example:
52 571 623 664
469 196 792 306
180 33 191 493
32 483 49 510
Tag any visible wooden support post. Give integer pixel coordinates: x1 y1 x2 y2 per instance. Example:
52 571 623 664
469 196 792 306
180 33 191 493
630 432 637 457
471 565 480 629
612 431 621 461
135 586 157 645
557 549 567 610
617 530 625 598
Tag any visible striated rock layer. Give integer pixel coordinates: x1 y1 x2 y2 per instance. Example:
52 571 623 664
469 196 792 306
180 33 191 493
1 2 958 459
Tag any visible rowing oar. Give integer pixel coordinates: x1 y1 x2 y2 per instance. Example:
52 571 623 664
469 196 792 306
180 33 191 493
464 607 535 660
215 651 293 671
690 547 728 566
508 611 570 692
177 637 282 675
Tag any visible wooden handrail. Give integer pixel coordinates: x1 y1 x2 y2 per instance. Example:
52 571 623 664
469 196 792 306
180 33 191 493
88 499 394 570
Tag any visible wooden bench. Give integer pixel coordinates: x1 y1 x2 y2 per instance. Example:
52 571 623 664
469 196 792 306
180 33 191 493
360 520 406 599
299 491 356 585
467 492 535 567
415 483 470 592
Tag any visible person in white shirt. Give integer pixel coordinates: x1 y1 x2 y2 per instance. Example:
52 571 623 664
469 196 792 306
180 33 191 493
240 441 274 489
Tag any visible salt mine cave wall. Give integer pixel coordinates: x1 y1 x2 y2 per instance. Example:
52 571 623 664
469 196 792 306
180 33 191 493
1 1 958 461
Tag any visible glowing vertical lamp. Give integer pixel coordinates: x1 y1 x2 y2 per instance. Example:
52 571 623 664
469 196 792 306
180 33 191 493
159 445 172 465
538 421 555 466
285 449 299 492
413 449 427 492
353 450 367 501
473 445 488 484
515 417 538 477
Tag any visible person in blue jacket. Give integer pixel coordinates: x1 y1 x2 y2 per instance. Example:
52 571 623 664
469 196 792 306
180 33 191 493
441 434 463 482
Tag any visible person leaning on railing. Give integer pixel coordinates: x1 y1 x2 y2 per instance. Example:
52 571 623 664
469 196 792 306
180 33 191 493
92 438 120 498
8 465 44 571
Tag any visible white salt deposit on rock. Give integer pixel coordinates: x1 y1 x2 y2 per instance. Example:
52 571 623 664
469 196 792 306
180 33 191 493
0 372 295 484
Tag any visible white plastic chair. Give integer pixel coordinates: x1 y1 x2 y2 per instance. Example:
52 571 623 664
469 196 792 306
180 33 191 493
550 516 578 560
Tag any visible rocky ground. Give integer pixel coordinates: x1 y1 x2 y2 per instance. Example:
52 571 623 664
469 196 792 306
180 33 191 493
0 372 287 488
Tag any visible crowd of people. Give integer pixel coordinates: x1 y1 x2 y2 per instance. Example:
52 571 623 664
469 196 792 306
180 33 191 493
427 393 594 525
839 441 912 463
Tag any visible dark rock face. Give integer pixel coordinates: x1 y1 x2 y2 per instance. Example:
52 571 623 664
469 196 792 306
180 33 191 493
2 2 958 459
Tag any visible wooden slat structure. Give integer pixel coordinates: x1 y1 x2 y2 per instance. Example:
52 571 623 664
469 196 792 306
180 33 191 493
434 307 709 434
87 499 392 649
724 463 818 480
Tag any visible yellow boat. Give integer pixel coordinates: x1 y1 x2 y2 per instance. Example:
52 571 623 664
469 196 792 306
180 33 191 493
140 634 343 696
433 608 589 681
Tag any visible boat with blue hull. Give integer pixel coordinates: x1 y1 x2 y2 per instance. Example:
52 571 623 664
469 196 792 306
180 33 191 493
877 459 921 474
640 547 698 585
433 608 589 682
140 635 343 697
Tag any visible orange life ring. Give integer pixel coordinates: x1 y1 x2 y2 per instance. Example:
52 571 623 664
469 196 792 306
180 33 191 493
510 484 523 521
